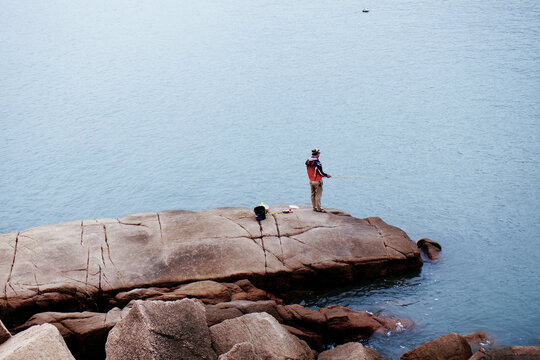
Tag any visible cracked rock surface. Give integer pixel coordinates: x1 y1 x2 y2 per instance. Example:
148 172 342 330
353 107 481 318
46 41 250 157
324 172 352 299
0 206 421 326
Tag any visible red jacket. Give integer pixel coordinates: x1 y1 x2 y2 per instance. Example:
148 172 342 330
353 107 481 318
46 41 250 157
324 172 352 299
306 157 328 182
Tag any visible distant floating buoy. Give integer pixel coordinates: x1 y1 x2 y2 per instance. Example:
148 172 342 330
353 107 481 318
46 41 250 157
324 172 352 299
362 9 369 13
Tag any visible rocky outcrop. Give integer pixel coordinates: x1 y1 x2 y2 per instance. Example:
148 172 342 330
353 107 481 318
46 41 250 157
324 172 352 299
11 297 412 357
0 206 421 327
105 299 216 360
0 323 74 360
469 346 540 359
400 332 472 360
10 279 274 359
209 312 316 360
416 238 441 261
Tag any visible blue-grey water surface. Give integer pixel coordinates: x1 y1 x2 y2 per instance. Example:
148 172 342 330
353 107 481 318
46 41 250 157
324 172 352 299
1 0 539 358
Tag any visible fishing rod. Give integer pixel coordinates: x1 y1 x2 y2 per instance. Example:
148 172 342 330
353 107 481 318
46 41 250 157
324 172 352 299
331 175 389 181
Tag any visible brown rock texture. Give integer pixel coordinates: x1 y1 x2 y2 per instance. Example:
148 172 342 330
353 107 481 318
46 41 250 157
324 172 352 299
109 279 275 308
0 206 421 326
205 300 413 349
400 332 472 360
278 304 414 344
209 312 315 360
469 346 540 359
416 238 442 261
0 323 75 360
105 299 216 360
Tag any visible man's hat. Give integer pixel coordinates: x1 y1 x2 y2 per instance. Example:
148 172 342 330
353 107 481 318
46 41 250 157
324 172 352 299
311 148 320 155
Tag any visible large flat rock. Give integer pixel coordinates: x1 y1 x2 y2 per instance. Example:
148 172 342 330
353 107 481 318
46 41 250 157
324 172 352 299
0 206 421 325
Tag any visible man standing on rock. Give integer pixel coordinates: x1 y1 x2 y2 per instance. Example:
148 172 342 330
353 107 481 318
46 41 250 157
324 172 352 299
306 148 331 212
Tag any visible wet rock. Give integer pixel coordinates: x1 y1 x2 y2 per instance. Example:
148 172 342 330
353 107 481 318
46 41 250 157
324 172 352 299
400 332 472 360
0 323 75 360
469 346 540 359
0 207 421 326
105 299 216 360
463 331 494 353
318 342 386 360
416 238 441 261
0 320 11 344
279 304 414 343
209 312 315 360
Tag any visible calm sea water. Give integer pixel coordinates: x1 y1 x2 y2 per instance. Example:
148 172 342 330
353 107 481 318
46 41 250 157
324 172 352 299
1 0 539 357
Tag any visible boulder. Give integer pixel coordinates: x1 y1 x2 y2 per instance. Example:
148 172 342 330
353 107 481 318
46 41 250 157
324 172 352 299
0 323 74 360
209 312 315 359
0 207 422 327
318 342 386 360
0 321 10 345
105 299 216 360
469 346 540 359
400 332 472 360
416 238 441 261
321 305 413 338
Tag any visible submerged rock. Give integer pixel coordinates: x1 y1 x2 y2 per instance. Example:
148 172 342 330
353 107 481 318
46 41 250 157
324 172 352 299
0 206 421 326
416 238 441 261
